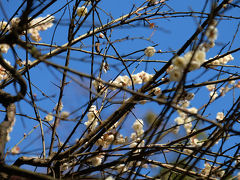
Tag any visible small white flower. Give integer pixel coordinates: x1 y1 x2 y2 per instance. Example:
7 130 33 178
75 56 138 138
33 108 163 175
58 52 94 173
11 146 20 154
216 112 224 121
206 84 215 91
0 21 10 33
0 44 10 53
132 119 144 135
77 6 88 17
61 111 70 119
45 113 53 121
131 74 142 84
184 50 206 71
152 87 161 96
99 32 105 39
54 102 63 111
181 100 190 108
88 155 104 166
172 56 188 69
206 25 218 42
209 91 218 101
188 107 198 114
144 46 156 57
174 117 184 125
169 67 183 82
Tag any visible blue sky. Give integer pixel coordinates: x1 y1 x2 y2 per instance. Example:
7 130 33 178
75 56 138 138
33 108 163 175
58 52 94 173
1 0 240 177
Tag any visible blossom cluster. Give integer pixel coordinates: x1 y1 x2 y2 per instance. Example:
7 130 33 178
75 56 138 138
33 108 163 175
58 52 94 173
173 98 205 153
0 15 54 53
174 106 198 135
167 21 220 82
84 105 99 131
129 119 145 153
206 78 236 101
168 50 206 81
26 15 55 42
84 106 127 150
93 71 161 98
83 107 149 170
208 54 234 66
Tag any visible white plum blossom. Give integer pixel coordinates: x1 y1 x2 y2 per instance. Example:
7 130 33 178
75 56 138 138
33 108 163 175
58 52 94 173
168 50 206 81
138 71 153 82
188 107 198 114
206 84 215 91
60 111 70 119
168 66 183 82
216 112 224 121
61 163 70 171
172 56 188 69
131 74 143 84
28 15 55 42
0 44 10 53
11 146 20 154
181 100 190 108
149 87 161 96
174 117 184 125
183 50 206 71
0 21 10 33
85 105 99 131
88 155 104 166
208 54 234 66
144 46 156 57
54 102 63 111
209 91 218 101
132 119 144 135
45 113 53 121
206 25 218 42
77 6 88 17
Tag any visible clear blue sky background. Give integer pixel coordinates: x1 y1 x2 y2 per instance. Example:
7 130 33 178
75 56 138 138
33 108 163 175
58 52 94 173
1 0 240 177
